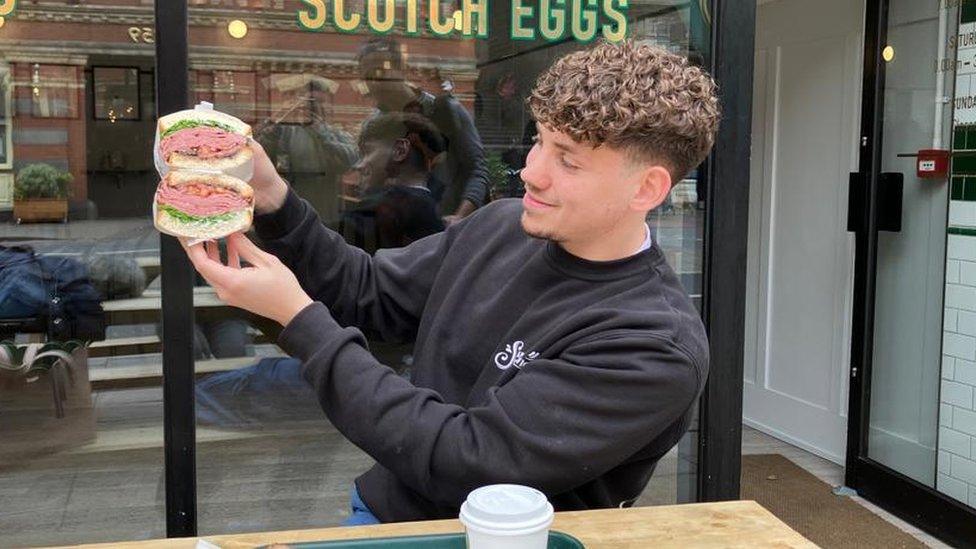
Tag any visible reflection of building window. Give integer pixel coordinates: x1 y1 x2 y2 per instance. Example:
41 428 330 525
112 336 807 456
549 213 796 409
22 64 81 119
0 63 11 169
214 71 255 122
93 67 141 122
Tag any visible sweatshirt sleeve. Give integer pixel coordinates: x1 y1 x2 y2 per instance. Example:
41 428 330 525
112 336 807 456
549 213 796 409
280 302 704 508
253 188 452 342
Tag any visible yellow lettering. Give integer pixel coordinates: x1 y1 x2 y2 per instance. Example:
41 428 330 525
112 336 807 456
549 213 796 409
571 0 598 42
428 0 454 35
602 0 627 42
406 0 420 34
539 0 565 41
511 0 535 40
128 27 142 43
367 0 395 33
0 0 14 17
297 0 326 30
334 0 361 32
462 0 488 37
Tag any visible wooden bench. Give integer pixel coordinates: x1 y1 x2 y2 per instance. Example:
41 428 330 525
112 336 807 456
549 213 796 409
89 356 257 389
102 290 239 325
89 328 270 358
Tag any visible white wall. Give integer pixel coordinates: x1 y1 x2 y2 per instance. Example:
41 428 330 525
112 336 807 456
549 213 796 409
940 15 976 506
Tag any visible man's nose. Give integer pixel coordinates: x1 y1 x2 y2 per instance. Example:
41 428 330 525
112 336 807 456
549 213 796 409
520 156 549 191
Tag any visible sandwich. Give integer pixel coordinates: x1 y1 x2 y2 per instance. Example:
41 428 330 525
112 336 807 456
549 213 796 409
157 109 252 174
154 171 254 240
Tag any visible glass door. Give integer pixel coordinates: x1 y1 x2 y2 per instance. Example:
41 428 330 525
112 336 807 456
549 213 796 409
847 0 976 544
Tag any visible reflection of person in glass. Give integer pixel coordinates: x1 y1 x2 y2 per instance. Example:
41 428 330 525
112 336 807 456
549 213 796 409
357 37 488 223
183 42 720 526
339 113 446 253
254 76 357 223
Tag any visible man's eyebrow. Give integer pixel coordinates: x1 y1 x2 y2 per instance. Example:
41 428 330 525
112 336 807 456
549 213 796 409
535 124 582 154
552 140 579 154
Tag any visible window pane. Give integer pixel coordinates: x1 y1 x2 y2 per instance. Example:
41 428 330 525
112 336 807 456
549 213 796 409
0 3 164 546
184 0 710 534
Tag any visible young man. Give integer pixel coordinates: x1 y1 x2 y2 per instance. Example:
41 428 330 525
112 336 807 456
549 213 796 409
338 112 446 253
184 41 720 524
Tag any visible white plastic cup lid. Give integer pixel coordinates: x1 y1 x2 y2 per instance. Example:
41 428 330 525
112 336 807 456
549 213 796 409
459 484 554 533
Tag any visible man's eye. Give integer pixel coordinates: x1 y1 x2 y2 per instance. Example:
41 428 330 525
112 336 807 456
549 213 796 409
560 156 578 170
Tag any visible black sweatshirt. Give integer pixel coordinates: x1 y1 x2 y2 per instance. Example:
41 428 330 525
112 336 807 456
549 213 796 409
255 190 709 523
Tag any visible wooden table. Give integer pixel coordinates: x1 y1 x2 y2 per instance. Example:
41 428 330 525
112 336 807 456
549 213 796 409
59 501 815 549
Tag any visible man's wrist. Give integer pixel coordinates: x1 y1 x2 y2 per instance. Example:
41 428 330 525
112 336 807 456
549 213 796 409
255 176 290 215
275 295 315 327
454 199 477 218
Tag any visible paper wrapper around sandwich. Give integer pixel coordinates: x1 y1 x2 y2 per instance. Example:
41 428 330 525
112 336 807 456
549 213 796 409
153 102 254 245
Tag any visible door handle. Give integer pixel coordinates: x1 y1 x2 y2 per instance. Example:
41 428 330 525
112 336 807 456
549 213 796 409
847 172 903 233
848 172 865 232
877 172 903 232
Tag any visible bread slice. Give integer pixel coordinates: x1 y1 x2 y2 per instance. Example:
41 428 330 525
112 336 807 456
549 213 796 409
166 146 254 174
157 109 252 138
155 207 252 240
163 170 254 200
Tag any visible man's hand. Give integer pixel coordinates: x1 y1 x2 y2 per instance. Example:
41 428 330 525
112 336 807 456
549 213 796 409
182 233 313 327
248 139 290 214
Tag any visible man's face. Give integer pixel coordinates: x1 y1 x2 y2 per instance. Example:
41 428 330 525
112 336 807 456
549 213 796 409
353 138 394 192
359 52 405 109
519 124 649 245
308 88 332 119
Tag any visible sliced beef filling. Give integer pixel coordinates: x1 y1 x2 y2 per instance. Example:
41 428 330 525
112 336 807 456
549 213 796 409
156 181 250 218
160 126 247 161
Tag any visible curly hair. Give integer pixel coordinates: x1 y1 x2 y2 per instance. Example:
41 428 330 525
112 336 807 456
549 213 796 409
527 41 720 180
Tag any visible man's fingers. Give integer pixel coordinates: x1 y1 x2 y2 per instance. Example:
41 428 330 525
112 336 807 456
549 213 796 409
205 240 220 264
183 239 209 265
227 239 241 269
183 239 238 289
227 233 272 266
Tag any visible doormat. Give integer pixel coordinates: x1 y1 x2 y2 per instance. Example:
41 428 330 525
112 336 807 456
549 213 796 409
741 454 926 549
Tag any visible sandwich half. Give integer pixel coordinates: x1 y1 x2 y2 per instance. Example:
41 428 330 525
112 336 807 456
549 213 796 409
157 109 253 173
155 171 254 240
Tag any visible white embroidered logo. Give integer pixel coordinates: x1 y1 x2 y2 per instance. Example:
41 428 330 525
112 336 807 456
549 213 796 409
494 341 539 370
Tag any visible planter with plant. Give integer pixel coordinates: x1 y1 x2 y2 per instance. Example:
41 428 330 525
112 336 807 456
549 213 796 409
13 163 73 224
486 152 523 201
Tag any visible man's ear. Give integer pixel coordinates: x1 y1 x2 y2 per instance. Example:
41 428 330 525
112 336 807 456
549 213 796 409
631 165 673 212
392 138 411 162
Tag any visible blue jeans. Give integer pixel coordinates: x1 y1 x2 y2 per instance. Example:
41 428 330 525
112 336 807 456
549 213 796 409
344 484 381 526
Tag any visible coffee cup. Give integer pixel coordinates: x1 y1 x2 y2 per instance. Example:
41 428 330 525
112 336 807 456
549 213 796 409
459 484 554 549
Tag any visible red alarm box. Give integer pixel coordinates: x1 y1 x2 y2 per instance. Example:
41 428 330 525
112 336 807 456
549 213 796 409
917 149 950 179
